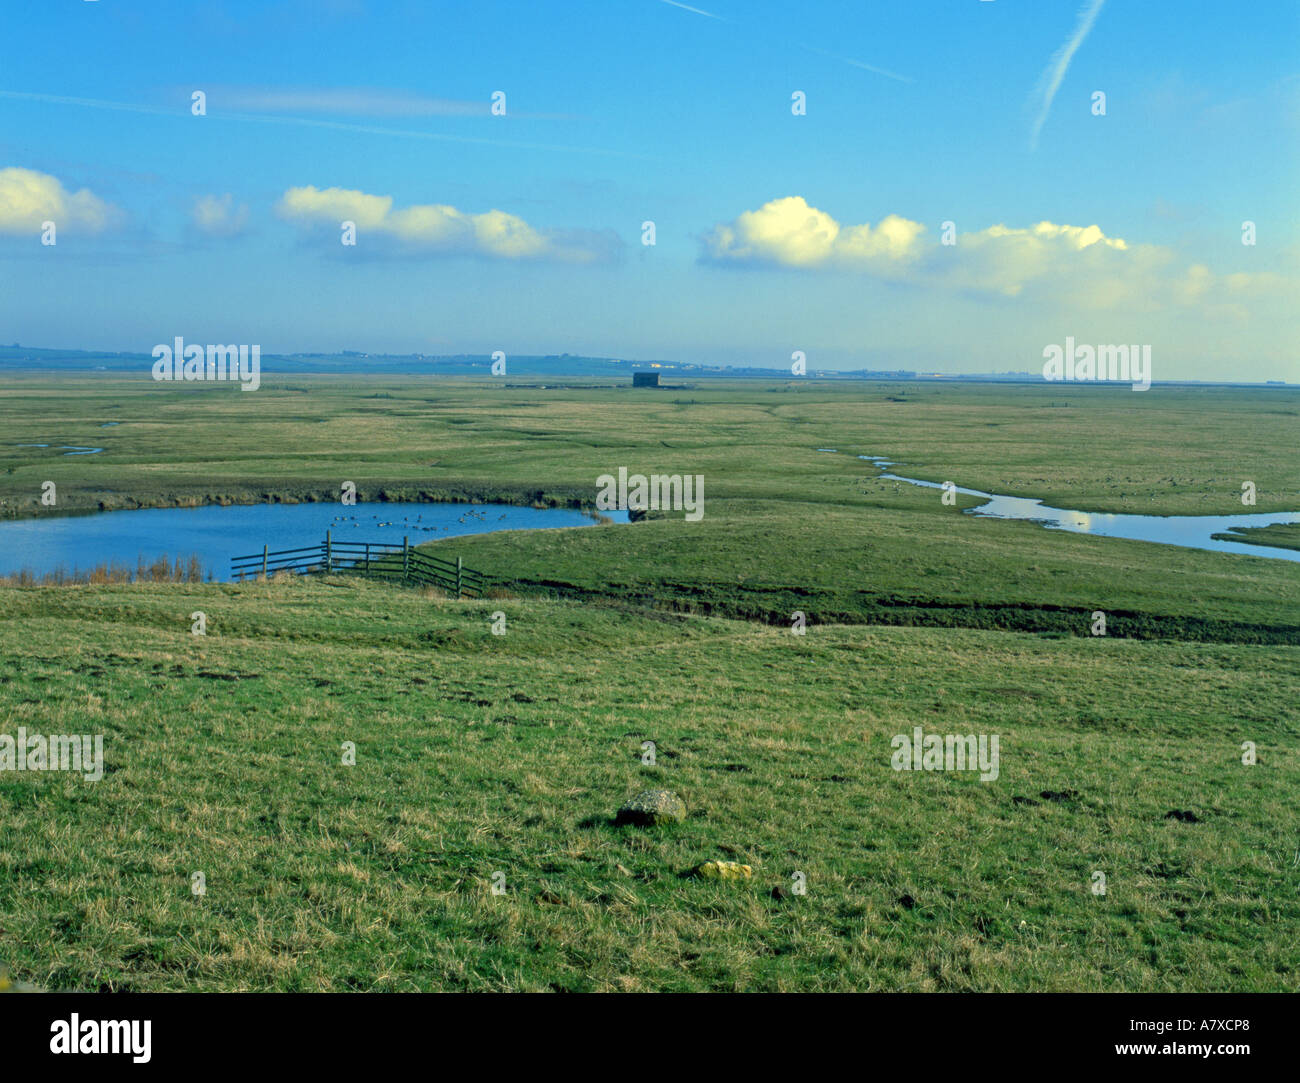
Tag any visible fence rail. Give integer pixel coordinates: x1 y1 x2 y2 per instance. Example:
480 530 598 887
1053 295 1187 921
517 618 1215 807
230 532 487 597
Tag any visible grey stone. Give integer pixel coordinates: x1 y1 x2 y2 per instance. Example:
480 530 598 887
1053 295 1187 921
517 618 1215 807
616 789 686 826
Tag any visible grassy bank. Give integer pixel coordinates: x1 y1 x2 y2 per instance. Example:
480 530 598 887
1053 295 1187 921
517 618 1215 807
1212 523 1300 552
438 499 1300 643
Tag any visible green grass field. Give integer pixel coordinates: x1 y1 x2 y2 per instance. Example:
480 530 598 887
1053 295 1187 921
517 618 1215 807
3 375 1297 518
1 375 1297 990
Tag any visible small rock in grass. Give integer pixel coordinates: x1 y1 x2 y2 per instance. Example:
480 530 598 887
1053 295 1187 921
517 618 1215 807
692 860 752 881
616 790 686 827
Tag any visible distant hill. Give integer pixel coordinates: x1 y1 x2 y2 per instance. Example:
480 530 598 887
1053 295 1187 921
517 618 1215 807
0 345 1285 385
0 344 916 380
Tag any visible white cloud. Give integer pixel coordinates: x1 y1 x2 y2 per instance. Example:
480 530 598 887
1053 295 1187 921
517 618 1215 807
0 166 120 235
701 196 1288 315
949 219 1130 297
192 193 250 237
702 196 924 271
279 186 392 230
276 185 613 262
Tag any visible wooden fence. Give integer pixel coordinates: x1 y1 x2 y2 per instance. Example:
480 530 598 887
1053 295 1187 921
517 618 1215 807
230 532 487 597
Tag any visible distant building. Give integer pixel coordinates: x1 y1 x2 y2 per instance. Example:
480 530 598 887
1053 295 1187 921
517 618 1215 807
633 372 659 387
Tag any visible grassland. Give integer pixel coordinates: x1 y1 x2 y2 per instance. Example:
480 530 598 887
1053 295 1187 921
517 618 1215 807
2 375 1297 517
0 374 1297 990
1 375 1298 641
1 575 1296 991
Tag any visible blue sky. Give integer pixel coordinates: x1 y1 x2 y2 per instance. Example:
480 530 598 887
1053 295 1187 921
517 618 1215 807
1 0 1296 378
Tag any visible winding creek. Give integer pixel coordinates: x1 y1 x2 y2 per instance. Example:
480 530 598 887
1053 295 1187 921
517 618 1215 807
14 444 104 455
854 453 1300 563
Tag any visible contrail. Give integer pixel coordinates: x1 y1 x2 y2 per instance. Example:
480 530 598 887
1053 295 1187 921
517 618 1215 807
657 0 723 18
798 43 914 85
1030 0 1106 149
653 0 912 83
0 89 653 161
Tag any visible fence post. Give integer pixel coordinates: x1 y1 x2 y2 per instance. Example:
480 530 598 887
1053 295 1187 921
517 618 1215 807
456 556 463 597
365 542 370 573
403 536 409 579
325 530 332 574
261 544 268 580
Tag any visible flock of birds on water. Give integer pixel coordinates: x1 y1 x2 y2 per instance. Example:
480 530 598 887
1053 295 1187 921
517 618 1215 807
328 509 511 533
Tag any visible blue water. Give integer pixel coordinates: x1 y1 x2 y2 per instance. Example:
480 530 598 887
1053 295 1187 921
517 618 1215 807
856 455 1300 562
13 443 104 455
0 502 628 581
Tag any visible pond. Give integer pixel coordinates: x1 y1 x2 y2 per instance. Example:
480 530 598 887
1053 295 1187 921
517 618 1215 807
0 502 628 581
857 455 1300 563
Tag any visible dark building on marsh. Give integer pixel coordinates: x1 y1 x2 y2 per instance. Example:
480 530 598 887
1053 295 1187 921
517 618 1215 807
632 371 660 387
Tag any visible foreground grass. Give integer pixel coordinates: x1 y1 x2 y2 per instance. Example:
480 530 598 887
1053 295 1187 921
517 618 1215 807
1 576 1296 991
